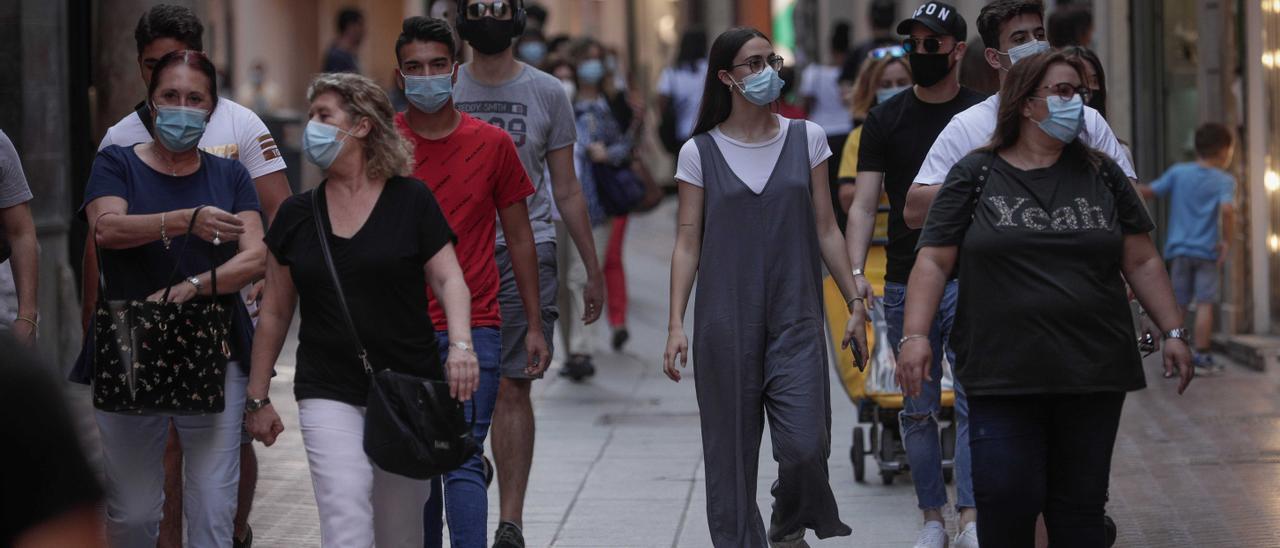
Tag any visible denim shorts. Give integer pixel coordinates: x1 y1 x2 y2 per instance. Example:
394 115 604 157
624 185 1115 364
1169 256 1219 306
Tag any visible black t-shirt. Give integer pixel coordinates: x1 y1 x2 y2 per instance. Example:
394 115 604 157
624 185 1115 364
265 177 455 406
917 149 1156 396
1 335 103 545
857 87 985 283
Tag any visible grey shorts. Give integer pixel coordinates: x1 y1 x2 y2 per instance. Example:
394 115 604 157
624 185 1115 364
1169 256 1219 307
496 242 559 379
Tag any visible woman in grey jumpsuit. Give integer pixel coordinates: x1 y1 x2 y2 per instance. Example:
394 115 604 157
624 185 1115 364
663 28 868 548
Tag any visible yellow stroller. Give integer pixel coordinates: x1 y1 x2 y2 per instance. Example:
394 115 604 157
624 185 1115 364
823 203 958 485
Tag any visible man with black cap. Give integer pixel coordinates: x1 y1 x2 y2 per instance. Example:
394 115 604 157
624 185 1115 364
449 1 605 546
844 3 982 547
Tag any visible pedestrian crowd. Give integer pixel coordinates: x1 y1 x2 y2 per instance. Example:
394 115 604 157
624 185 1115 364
0 1 1234 548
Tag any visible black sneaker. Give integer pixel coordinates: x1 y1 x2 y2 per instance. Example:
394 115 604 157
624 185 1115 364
233 525 253 548
493 521 526 548
611 327 630 351
559 355 594 381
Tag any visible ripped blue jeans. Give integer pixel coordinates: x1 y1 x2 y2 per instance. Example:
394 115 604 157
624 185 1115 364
882 280 973 511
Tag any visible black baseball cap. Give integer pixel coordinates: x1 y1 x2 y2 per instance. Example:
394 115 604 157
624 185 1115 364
897 2 967 42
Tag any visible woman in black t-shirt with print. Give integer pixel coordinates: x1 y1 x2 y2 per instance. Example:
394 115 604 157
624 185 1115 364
244 73 475 547
899 52 1193 547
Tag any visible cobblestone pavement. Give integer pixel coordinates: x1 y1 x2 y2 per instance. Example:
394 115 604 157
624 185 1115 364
65 198 1280 546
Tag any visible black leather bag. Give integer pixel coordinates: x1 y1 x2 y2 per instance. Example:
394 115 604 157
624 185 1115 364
92 206 232 415
310 187 478 479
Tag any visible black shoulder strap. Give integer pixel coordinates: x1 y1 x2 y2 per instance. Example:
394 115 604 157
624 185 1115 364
310 186 374 375
965 151 998 219
135 101 155 135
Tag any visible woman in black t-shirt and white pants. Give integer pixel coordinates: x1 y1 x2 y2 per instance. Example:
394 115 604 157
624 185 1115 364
900 52 1193 547
244 73 476 548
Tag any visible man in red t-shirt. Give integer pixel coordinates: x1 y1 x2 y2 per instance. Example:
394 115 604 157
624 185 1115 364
392 16 549 547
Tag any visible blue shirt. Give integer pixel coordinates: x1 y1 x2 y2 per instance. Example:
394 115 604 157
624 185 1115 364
1151 162 1234 260
71 145 261 383
574 96 632 226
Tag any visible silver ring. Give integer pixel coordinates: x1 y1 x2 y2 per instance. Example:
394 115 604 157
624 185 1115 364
213 229 221 246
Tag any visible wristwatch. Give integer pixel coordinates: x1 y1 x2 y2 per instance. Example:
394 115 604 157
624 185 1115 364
1162 328 1189 341
451 341 475 354
245 397 271 412
852 268 865 278
186 276 203 291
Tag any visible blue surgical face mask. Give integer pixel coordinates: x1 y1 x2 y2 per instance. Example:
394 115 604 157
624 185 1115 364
303 120 354 170
1034 94 1085 143
1001 40 1050 67
577 59 605 86
402 69 454 114
517 41 547 65
732 65 785 106
153 106 209 152
876 85 910 104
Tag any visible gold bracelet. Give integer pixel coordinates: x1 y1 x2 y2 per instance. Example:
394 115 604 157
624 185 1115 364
14 316 37 329
160 212 171 250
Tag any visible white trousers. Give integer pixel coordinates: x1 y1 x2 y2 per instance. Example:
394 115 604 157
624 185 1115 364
298 398 431 548
95 363 248 548
557 221 611 355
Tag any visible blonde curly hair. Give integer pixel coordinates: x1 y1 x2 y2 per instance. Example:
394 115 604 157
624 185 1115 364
307 73 411 181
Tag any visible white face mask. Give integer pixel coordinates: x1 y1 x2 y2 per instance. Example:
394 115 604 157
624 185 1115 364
1000 40 1050 67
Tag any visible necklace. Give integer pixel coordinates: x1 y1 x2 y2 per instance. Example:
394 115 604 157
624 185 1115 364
155 148 192 176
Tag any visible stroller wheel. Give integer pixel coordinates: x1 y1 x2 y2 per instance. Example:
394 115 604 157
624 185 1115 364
880 470 895 485
1104 514 1117 547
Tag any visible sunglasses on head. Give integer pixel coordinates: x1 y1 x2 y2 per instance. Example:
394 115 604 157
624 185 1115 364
465 1 513 19
868 45 907 59
901 37 951 54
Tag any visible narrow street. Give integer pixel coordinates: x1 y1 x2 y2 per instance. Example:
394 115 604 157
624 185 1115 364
63 197 1280 547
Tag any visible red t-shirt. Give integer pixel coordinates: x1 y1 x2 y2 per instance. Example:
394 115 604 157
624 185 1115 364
396 112 535 331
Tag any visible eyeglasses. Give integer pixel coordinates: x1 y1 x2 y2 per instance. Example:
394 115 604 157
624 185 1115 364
465 1 513 20
1031 83 1092 102
731 54 785 75
868 45 906 59
901 37 952 54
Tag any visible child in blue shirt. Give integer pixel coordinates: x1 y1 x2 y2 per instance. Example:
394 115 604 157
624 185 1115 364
1140 122 1235 372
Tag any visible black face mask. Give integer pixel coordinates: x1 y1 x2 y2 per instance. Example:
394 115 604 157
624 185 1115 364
460 18 517 55
1088 88 1107 119
908 53 954 88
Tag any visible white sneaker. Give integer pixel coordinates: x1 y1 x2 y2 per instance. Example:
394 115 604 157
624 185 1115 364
913 521 949 548
953 522 979 548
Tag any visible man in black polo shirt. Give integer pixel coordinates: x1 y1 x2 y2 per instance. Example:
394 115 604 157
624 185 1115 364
844 3 983 547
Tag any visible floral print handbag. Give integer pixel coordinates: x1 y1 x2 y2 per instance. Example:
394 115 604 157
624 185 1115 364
92 206 232 415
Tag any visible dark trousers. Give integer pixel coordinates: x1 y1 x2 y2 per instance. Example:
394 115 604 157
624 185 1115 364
969 392 1125 548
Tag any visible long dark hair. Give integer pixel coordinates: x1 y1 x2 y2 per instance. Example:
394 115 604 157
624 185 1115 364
1059 45 1106 119
676 28 708 70
690 27 769 137
981 50 1102 168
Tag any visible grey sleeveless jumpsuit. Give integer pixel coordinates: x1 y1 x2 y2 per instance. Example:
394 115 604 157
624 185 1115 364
691 120 852 546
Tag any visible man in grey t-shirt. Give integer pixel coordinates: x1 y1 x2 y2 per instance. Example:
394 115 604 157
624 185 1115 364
0 130 38 346
452 1 603 545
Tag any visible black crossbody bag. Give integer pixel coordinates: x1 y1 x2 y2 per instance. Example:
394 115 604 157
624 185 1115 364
310 187 478 479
